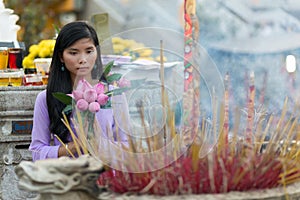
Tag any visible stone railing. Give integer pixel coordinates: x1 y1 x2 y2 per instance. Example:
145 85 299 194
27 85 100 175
0 85 46 200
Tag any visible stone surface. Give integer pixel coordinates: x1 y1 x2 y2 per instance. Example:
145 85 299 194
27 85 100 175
0 86 45 111
0 86 46 135
97 182 300 200
1 141 38 200
0 86 45 200
15 155 105 200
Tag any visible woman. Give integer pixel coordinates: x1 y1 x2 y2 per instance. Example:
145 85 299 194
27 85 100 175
29 21 129 161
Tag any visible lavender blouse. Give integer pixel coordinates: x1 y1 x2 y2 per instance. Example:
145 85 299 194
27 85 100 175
29 90 130 161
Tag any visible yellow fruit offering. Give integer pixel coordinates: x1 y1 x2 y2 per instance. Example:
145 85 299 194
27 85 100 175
23 39 56 69
111 37 158 61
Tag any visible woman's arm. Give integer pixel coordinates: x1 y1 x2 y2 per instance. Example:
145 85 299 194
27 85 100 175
57 141 77 157
29 90 60 161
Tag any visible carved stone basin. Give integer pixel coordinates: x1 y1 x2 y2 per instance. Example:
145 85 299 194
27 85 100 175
14 155 300 200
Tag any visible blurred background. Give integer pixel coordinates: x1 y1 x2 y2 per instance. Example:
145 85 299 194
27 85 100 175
5 0 300 49
3 0 300 112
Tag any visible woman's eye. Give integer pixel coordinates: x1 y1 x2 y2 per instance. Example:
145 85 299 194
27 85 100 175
87 50 95 54
67 51 77 55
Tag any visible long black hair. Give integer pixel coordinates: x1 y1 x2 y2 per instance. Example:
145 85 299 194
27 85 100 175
46 21 103 142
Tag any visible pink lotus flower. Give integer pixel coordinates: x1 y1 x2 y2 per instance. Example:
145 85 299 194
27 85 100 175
88 102 100 112
71 79 111 111
72 90 84 101
94 82 105 94
118 77 131 88
83 89 97 103
76 79 92 92
97 93 109 106
76 99 89 111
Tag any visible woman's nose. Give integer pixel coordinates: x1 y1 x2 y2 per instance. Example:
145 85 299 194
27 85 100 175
78 55 87 64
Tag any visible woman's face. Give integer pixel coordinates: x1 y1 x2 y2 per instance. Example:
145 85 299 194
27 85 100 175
61 38 97 84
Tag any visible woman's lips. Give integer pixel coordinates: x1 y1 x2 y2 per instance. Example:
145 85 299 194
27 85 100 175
77 66 89 70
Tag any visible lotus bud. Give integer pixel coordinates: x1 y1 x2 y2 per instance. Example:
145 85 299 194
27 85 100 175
118 77 131 87
72 90 83 101
76 79 92 92
83 89 97 103
89 102 100 112
94 82 105 94
76 99 89 111
97 93 109 106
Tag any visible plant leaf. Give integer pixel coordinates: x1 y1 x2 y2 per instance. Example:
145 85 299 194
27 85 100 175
52 24 60 35
106 73 122 83
52 92 73 105
62 104 73 114
103 61 114 77
101 100 111 109
105 87 131 97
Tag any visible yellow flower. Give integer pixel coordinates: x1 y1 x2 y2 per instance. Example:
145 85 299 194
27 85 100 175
22 56 35 68
38 48 51 58
111 37 123 44
113 44 126 54
111 37 161 61
155 56 168 62
139 48 153 57
122 51 131 56
29 44 38 53
23 39 56 69
137 57 154 61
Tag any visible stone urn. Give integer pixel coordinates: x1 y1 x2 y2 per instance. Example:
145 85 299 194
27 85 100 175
14 154 300 200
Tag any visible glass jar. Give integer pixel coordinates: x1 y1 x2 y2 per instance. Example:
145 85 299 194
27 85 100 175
0 47 9 70
8 48 23 69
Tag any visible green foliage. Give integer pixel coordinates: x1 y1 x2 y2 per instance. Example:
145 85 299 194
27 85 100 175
102 61 114 77
62 104 73 115
52 92 73 114
106 73 122 84
52 92 73 105
102 60 122 84
52 24 61 37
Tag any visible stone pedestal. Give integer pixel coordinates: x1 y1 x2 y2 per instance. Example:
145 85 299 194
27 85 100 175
0 85 46 200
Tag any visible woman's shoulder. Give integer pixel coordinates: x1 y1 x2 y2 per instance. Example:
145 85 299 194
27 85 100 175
37 89 47 99
35 89 47 105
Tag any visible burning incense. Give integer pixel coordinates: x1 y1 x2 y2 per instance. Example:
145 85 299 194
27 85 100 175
245 71 255 144
54 0 300 197
223 72 230 145
160 40 167 144
259 71 268 105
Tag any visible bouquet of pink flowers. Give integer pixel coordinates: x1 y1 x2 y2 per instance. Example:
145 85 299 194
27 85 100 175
53 61 131 114
72 79 109 112
52 61 131 144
